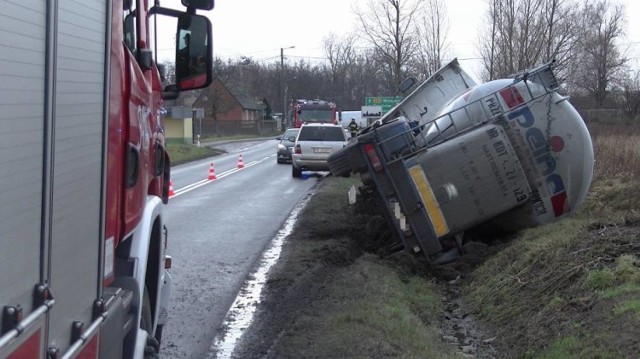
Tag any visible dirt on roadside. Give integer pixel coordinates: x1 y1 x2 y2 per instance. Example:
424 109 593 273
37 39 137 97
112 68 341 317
226 175 640 359
226 177 496 358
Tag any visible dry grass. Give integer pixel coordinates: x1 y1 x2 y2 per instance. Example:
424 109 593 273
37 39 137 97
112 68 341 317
166 142 224 165
589 122 640 182
464 121 640 358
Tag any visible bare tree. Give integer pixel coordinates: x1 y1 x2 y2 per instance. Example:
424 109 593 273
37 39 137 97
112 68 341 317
323 33 359 102
571 0 626 107
161 61 175 86
412 0 449 80
355 0 422 90
478 0 578 81
618 68 640 118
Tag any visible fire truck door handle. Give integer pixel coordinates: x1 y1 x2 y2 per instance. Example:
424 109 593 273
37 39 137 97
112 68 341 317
126 144 140 188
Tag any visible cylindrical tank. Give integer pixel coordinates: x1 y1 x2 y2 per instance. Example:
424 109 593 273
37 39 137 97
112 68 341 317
429 79 595 228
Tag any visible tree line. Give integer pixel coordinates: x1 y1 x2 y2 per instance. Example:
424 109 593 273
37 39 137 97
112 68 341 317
169 0 639 121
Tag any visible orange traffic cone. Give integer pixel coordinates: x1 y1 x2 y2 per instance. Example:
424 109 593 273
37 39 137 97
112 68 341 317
237 154 245 169
208 162 217 180
168 180 175 196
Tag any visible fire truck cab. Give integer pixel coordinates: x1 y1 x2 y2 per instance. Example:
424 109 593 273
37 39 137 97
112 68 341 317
0 1 213 358
292 99 338 128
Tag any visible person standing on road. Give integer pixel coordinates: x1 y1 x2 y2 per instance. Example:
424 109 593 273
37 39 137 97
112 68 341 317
348 118 359 138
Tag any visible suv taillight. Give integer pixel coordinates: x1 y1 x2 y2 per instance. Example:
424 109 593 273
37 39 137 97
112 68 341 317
294 144 301 154
364 143 383 172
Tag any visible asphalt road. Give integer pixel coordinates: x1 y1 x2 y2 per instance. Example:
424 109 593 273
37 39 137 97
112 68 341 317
159 139 318 358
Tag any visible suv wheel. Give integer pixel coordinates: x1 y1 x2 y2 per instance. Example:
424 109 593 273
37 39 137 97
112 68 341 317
292 165 302 178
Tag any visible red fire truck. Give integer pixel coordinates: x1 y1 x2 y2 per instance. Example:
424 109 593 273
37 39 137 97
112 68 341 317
292 99 338 128
0 1 213 358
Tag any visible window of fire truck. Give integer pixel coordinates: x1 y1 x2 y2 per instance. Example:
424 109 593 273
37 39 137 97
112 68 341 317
123 2 137 54
298 109 333 122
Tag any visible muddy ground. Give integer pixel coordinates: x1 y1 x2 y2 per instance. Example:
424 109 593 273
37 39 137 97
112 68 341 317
223 176 640 359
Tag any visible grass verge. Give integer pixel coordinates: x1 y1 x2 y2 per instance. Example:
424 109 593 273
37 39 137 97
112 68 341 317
166 141 224 165
235 122 640 358
166 133 280 165
464 122 640 358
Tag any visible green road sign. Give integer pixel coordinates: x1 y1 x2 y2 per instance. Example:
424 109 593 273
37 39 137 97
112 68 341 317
365 96 402 113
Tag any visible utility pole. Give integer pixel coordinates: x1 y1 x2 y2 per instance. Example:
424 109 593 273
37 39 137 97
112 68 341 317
280 46 295 128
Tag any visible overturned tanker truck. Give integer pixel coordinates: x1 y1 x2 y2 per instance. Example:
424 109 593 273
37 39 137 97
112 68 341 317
327 59 594 262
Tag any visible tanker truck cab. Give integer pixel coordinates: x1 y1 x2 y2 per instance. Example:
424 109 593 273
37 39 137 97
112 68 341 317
0 1 213 358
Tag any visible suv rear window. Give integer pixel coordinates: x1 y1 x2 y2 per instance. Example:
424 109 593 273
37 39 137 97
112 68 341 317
298 126 345 141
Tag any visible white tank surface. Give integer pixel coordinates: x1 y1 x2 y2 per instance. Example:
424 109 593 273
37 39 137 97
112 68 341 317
423 76 595 227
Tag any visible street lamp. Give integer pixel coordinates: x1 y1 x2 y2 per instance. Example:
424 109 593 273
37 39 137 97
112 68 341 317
280 45 295 130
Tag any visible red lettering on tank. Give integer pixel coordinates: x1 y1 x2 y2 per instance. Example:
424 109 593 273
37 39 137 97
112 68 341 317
499 87 525 109
551 191 569 217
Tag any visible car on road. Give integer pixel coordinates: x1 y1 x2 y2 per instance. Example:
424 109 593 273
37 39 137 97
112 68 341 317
292 123 349 177
276 128 300 163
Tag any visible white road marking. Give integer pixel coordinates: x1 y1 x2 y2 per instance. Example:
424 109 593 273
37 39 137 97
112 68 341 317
210 194 313 358
170 155 276 198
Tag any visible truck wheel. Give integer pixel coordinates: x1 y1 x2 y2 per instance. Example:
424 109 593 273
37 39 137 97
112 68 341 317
292 165 301 178
141 287 159 357
141 288 152 331
154 324 164 347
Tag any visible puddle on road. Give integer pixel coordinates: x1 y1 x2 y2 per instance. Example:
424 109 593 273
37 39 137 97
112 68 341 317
209 194 312 358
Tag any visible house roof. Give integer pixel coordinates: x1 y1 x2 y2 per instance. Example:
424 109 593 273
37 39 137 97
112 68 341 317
194 78 261 111
224 80 263 110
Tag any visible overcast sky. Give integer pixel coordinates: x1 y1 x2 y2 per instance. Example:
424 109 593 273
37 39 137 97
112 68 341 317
159 0 640 79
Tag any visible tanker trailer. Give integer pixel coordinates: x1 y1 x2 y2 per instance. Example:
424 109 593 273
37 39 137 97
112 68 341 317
328 60 594 262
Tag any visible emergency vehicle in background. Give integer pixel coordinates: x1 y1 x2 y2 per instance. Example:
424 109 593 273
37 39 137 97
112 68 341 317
0 0 213 358
292 99 338 128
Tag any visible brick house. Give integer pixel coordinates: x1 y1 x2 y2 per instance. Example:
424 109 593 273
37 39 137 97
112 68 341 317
193 78 276 135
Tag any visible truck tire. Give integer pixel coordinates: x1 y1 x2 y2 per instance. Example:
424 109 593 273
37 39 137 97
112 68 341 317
141 287 160 358
154 325 164 347
292 165 301 178
141 287 152 332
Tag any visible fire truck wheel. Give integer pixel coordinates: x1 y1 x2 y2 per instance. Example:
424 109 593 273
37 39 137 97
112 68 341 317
141 287 160 357
154 324 164 346
141 287 152 331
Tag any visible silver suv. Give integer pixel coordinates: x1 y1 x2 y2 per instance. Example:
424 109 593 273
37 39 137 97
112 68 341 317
292 123 348 177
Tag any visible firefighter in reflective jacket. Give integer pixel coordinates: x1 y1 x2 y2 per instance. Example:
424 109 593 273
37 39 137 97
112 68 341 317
348 118 359 137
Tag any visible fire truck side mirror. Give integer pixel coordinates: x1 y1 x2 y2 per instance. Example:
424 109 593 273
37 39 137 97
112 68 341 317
175 13 212 91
